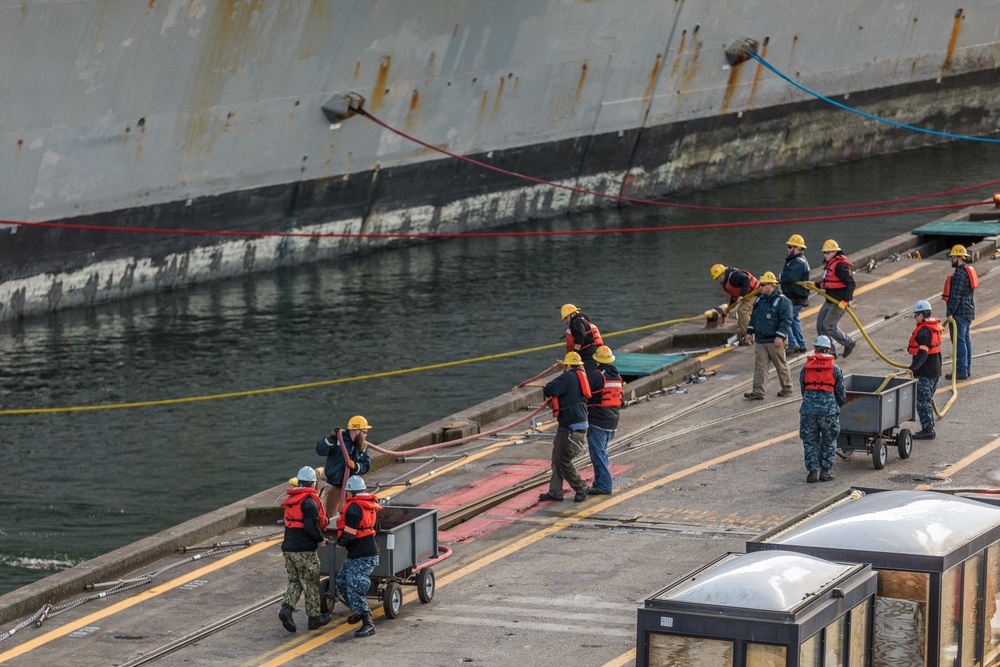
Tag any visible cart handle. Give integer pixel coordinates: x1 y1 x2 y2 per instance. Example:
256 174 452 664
414 545 452 572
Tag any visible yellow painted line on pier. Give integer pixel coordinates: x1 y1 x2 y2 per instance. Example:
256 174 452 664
602 648 637 667
800 261 930 319
256 430 799 666
972 304 1000 327
972 324 1000 335
0 538 279 664
915 435 1000 492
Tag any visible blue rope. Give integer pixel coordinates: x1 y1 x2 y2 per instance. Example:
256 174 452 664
748 52 1000 144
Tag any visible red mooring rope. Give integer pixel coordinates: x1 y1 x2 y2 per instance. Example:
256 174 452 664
0 108 994 239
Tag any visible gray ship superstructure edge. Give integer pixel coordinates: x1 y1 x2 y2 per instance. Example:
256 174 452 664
2 1 998 318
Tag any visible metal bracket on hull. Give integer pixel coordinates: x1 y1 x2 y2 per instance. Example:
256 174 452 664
321 92 367 124
724 38 759 66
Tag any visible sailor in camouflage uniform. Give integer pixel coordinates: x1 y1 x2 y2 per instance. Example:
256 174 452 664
334 475 383 638
799 336 846 483
908 300 943 440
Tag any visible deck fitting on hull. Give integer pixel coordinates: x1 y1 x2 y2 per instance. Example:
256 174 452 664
724 38 759 66
321 92 367 124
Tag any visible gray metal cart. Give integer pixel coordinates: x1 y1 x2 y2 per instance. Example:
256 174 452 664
836 374 917 469
319 506 446 619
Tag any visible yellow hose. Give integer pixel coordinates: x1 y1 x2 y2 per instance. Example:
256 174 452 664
798 282 958 417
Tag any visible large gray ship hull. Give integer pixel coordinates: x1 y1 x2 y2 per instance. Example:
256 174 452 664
2 1 998 318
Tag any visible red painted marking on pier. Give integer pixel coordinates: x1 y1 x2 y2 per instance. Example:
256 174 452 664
429 460 634 544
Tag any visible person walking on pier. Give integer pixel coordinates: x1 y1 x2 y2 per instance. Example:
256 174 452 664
710 264 759 341
779 234 811 354
943 244 977 380
816 240 857 358
585 345 623 496
799 336 846 483
279 466 332 633
743 272 794 400
561 303 604 372
908 300 944 440
316 415 372 519
540 351 592 502
335 475 383 638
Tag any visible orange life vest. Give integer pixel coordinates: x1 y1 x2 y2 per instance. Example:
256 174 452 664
335 494 383 539
282 487 329 532
803 354 837 392
908 318 943 356
551 369 592 417
565 316 604 352
594 368 623 408
820 254 853 291
722 269 760 301
942 265 979 301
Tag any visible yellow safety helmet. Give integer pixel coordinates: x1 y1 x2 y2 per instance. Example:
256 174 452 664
821 239 841 253
759 271 779 284
593 345 616 365
710 264 727 280
560 303 579 319
347 415 371 430
948 244 970 258
786 234 806 249
562 351 584 366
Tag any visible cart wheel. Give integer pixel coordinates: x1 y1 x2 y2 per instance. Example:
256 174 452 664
416 567 435 604
319 577 332 614
872 438 888 470
896 429 913 459
383 582 403 619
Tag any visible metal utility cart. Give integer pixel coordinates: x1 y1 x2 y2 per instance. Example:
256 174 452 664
837 374 917 470
319 506 448 619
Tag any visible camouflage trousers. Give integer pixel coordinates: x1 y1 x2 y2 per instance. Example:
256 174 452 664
800 412 840 472
916 376 939 431
335 555 379 615
282 550 322 617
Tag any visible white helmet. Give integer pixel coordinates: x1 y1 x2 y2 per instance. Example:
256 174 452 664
345 475 367 492
296 466 317 483
813 336 832 351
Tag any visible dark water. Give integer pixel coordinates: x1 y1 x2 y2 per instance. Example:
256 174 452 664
1 141 997 596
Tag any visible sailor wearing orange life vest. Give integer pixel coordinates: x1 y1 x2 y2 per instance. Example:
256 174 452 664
816 240 857 358
561 303 604 372
585 345 623 496
710 264 759 340
908 300 944 440
540 351 592 502
943 244 977 380
334 475 382 638
799 337 846 483
279 466 332 633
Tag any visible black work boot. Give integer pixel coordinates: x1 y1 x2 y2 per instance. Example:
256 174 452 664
346 613 361 624
278 603 296 633
354 613 375 638
819 469 834 482
806 470 819 483
912 429 936 440
307 612 332 630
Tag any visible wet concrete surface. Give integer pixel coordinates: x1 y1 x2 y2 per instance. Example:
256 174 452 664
2 233 999 666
